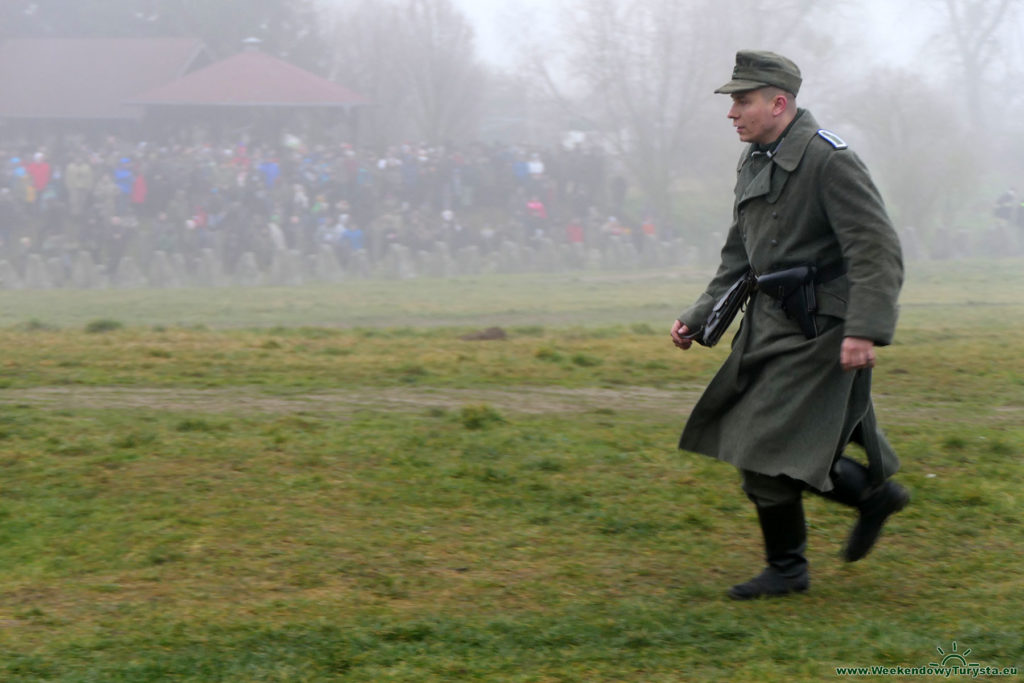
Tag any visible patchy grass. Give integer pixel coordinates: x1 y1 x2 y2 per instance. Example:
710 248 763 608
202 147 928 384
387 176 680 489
0 260 1021 681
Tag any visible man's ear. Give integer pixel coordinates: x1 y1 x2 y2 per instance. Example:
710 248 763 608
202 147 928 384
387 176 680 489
772 94 789 117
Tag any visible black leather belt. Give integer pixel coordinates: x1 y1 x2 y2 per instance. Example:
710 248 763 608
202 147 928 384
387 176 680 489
756 260 846 291
814 259 847 284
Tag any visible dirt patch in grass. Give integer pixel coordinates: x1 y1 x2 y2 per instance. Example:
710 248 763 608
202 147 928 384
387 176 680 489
0 385 704 417
2 385 1018 426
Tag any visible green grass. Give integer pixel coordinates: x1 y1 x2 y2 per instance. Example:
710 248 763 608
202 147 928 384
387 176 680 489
0 260 1021 681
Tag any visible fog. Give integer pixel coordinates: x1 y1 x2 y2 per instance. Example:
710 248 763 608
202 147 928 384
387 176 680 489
1 0 1022 293
461 0 932 71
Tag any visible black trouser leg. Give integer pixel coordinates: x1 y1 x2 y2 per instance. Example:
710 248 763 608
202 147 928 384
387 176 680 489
815 455 871 507
728 498 810 600
813 455 910 562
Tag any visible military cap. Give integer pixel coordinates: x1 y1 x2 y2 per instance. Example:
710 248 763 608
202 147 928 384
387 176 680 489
714 50 802 96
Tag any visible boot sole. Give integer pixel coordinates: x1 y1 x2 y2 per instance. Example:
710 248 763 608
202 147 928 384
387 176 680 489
728 584 808 600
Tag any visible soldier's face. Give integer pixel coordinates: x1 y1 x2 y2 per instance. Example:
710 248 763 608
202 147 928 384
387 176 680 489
727 89 783 144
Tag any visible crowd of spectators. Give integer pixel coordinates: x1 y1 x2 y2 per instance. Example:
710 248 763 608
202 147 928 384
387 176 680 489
0 131 661 279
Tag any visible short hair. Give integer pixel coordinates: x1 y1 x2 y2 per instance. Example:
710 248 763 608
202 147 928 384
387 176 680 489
761 86 796 103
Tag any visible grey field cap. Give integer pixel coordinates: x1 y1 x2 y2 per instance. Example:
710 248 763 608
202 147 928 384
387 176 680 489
714 50 802 95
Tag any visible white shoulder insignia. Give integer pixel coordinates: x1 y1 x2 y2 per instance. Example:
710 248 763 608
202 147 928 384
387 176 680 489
817 129 848 150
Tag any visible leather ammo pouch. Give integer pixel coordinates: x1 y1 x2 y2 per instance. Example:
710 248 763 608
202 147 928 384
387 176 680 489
683 269 754 347
756 265 820 339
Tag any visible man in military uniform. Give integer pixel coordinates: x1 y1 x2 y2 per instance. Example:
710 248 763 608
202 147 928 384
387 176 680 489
670 51 909 600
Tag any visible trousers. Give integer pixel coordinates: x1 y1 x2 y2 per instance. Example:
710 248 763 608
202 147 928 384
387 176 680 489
741 470 805 507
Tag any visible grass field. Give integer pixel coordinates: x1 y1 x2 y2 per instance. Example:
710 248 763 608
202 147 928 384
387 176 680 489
0 260 1021 681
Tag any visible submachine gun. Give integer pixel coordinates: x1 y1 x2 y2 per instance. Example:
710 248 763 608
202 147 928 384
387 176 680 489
681 270 755 347
683 261 843 346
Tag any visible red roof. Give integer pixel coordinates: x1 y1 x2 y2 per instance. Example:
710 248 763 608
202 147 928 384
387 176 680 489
132 49 370 109
0 38 207 120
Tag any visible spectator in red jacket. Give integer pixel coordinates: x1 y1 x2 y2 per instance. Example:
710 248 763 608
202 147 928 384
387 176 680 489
25 152 52 198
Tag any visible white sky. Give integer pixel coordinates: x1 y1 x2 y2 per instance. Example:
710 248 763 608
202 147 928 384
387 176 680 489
451 0 554 67
318 0 934 71
449 0 930 69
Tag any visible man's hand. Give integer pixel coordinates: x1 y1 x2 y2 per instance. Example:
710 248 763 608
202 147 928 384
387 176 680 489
671 320 693 350
841 336 876 371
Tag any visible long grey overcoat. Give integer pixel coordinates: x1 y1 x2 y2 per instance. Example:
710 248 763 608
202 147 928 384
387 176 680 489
677 110 903 492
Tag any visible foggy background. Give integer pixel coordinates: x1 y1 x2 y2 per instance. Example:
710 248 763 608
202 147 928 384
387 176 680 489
1 0 1022 290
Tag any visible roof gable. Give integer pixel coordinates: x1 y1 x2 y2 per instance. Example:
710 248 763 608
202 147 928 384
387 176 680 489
0 38 208 120
132 49 370 108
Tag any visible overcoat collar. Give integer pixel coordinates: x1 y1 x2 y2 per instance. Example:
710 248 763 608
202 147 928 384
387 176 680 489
735 109 820 174
761 108 818 172
736 109 820 205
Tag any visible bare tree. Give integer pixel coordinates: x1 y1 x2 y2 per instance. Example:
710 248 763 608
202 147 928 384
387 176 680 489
326 0 409 145
532 0 713 228
847 68 980 243
531 0 832 233
325 0 486 144
923 0 1020 131
397 0 486 142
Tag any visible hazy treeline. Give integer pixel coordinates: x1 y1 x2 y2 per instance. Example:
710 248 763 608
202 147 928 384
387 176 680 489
2 0 1024 281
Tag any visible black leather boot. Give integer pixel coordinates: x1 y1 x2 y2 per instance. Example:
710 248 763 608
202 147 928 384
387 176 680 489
728 500 809 600
816 456 910 562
